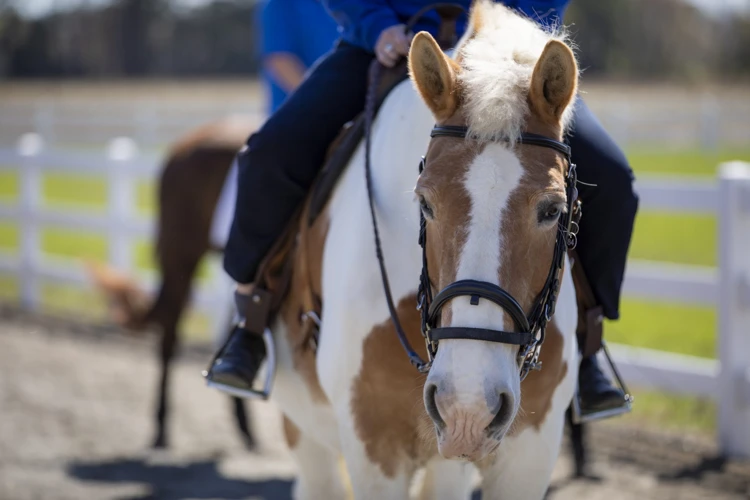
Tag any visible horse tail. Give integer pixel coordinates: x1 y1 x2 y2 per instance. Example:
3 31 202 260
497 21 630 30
86 261 157 331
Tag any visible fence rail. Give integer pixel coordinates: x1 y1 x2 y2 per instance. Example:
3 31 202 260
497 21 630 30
0 138 748 458
2 97 749 149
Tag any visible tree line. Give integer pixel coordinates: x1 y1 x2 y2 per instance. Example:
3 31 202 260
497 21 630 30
0 0 748 80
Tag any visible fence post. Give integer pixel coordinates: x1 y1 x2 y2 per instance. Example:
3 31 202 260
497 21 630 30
17 134 44 311
717 161 750 458
106 137 138 272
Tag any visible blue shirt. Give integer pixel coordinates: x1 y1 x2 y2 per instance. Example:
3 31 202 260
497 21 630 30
260 0 340 112
323 0 569 53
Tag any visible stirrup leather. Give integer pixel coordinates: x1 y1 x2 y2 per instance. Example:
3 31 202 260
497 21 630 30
571 341 634 424
203 327 277 400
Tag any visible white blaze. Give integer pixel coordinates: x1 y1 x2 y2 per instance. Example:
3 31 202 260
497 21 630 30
439 143 525 405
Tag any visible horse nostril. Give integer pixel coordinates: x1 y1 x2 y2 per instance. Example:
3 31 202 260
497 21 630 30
487 392 514 435
424 383 446 430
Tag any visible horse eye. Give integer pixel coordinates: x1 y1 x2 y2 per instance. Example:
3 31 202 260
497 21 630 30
419 195 434 219
538 203 563 224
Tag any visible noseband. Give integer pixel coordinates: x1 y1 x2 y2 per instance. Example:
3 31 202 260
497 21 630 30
363 65 581 380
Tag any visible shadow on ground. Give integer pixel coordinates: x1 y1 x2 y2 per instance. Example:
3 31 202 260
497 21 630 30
67 458 293 500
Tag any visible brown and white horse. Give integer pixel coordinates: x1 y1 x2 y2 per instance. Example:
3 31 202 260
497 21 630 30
89 116 257 449
271 2 579 498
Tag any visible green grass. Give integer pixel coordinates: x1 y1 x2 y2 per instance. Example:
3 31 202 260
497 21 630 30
42 174 107 210
607 299 716 358
0 171 19 201
0 223 19 252
1 148 750 432
628 148 750 178
629 212 716 267
614 389 716 434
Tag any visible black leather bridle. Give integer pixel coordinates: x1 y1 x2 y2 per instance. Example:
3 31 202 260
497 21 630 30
364 64 581 380
417 126 581 380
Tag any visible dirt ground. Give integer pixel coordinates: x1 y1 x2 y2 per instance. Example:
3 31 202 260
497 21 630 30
1 308 749 500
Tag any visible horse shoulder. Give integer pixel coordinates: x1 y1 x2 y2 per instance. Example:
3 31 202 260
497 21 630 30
348 294 437 478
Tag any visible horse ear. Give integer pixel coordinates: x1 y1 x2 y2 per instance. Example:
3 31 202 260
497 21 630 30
529 40 578 123
409 31 460 121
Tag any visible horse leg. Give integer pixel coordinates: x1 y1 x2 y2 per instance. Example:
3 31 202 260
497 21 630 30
418 458 475 500
567 405 587 477
148 259 196 449
479 416 566 500
232 397 255 450
332 417 413 500
283 416 348 500
153 318 178 448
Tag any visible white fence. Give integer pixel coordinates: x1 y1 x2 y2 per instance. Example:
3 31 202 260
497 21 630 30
2 94 750 150
613 163 750 458
0 137 749 458
0 135 234 335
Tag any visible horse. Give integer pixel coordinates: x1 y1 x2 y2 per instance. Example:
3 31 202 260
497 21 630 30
89 115 257 449
267 2 581 497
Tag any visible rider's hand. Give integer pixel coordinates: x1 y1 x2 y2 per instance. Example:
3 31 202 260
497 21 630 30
375 24 413 67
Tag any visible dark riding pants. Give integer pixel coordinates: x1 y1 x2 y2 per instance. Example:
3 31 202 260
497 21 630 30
223 42 638 321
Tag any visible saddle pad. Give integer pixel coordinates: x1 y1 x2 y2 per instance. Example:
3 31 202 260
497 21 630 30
210 154 239 250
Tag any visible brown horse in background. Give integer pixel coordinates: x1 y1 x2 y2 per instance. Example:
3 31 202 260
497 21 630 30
90 116 256 449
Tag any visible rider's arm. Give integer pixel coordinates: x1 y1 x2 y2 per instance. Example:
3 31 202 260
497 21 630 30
261 0 307 92
324 0 400 53
264 54 306 94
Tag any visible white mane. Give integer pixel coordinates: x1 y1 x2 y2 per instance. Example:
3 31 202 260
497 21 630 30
455 1 577 143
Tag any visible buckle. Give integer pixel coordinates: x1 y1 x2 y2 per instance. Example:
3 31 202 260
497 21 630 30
203 327 277 400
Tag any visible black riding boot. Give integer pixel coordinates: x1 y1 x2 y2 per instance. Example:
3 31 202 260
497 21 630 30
578 354 626 413
205 290 271 395
207 327 267 391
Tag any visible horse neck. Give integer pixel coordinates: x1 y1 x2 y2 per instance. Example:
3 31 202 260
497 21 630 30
368 81 434 234
323 81 434 307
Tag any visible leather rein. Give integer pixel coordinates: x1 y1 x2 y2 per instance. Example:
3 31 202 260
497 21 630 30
364 62 581 379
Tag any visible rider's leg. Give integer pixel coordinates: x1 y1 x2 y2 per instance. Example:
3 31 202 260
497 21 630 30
567 98 639 412
206 42 374 391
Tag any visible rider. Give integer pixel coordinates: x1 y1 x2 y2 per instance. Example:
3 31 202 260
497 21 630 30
258 0 339 113
206 0 638 415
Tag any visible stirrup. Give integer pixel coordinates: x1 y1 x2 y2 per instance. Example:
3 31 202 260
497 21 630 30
203 327 277 400
571 341 634 424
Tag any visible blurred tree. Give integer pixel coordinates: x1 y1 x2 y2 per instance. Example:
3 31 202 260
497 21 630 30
0 6 28 75
0 0 746 80
566 0 724 81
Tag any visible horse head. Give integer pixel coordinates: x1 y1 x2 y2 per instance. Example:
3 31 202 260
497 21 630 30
408 1 579 461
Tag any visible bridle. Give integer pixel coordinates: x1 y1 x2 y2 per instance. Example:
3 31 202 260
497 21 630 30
364 65 581 381
417 126 581 380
